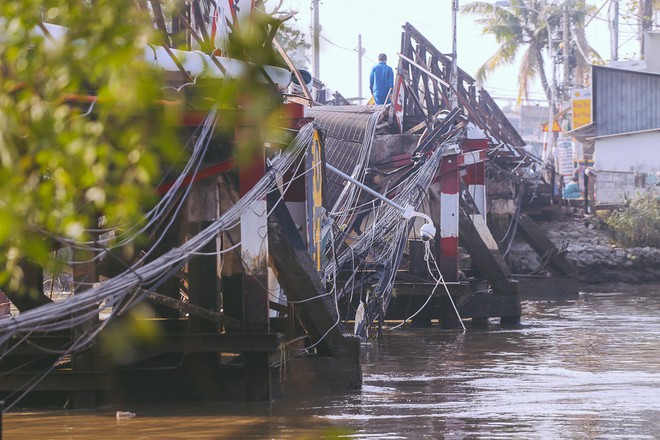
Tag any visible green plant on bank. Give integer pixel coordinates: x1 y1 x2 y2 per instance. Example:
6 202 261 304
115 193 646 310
605 192 660 248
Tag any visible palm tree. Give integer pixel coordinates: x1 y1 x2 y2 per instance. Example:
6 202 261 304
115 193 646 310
556 0 603 88
462 0 551 103
462 0 601 103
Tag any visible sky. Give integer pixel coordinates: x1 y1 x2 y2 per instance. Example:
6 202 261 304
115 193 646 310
277 0 644 106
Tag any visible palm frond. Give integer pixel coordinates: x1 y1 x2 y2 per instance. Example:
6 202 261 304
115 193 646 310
517 44 541 102
465 0 599 97
476 39 520 83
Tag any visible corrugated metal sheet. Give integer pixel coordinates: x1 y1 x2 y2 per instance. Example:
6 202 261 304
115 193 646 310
306 105 380 209
593 65 660 136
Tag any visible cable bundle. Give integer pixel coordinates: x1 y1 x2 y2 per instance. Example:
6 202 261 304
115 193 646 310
0 123 314 347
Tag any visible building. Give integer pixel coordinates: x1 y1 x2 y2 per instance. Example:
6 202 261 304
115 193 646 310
570 33 660 205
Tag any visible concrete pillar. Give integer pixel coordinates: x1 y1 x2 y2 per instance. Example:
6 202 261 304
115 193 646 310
462 137 489 220
464 161 487 220
438 153 459 282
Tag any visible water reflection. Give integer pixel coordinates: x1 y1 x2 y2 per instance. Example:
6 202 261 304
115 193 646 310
4 285 660 439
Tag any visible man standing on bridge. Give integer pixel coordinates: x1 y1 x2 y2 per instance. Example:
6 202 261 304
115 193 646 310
369 53 394 105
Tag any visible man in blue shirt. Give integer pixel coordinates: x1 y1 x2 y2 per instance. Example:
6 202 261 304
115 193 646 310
370 53 394 105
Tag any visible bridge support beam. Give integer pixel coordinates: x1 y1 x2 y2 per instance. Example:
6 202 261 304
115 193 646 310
238 131 271 402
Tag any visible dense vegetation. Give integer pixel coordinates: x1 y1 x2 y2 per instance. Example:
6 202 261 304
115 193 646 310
606 192 660 248
0 0 182 293
0 0 293 303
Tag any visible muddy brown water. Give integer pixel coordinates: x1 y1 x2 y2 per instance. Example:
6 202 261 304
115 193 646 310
4 284 660 439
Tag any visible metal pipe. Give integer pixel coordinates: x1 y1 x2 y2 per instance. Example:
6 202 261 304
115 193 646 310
325 163 435 239
326 163 406 213
358 34 363 105
312 0 320 79
450 0 459 108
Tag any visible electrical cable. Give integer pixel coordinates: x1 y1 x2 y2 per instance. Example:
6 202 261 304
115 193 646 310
0 123 315 347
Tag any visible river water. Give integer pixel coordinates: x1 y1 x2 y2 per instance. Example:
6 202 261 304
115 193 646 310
4 284 660 439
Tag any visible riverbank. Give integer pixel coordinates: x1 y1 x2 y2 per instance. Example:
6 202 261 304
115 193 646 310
508 212 660 284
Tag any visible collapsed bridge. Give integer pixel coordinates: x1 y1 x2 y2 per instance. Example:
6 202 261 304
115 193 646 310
0 18 576 408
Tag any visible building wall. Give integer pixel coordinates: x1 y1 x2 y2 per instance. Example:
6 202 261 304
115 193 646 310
644 32 660 73
595 131 660 173
594 131 660 204
593 66 660 137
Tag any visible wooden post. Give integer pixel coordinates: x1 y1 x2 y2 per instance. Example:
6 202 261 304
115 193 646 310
72 236 98 408
0 292 7 318
517 212 578 277
268 190 347 355
218 174 243 325
146 206 184 321
183 176 222 400
238 129 271 401
2 260 51 312
186 177 219 334
268 188 362 388
584 173 591 214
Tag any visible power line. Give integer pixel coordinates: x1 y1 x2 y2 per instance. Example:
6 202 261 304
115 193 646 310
321 34 356 52
320 34 379 65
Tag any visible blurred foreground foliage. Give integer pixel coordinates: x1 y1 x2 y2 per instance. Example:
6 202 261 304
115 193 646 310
0 0 290 299
606 192 660 248
0 0 180 291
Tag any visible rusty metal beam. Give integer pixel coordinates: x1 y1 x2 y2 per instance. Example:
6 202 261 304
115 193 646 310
516 212 579 277
267 188 351 357
148 292 242 330
416 46 436 114
403 22 475 84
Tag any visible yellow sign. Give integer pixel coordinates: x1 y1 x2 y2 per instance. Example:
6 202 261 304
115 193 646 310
308 128 324 272
542 120 562 132
572 88 592 129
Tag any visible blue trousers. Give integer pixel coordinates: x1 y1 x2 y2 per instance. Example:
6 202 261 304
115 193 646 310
374 94 390 105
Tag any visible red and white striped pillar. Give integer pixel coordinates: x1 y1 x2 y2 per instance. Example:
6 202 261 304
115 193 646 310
438 153 459 282
280 102 315 254
459 147 488 220
464 161 486 219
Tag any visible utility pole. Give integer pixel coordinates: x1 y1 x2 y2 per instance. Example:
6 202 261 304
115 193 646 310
357 34 364 105
450 0 459 108
639 0 653 59
545 11 556 164
312 0 320 79
609 0 619 61
562 1 570 102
